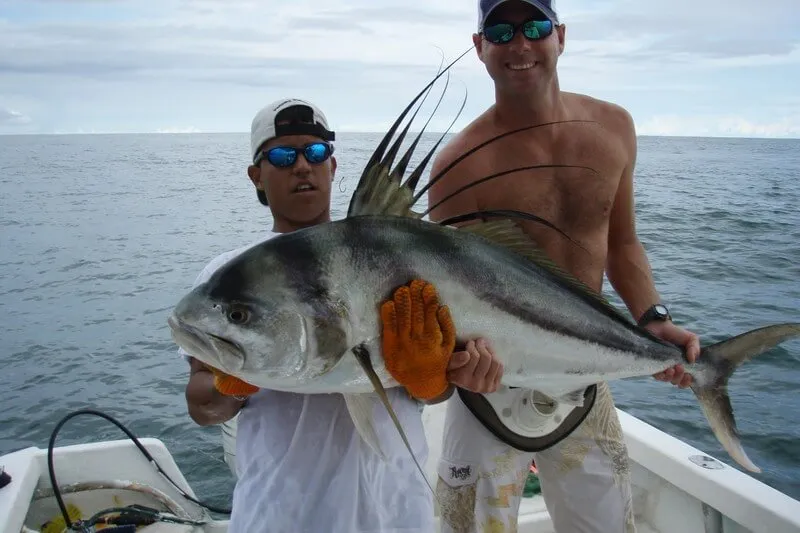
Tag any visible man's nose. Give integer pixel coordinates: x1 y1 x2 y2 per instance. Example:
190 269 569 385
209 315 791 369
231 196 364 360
292 155 312 174
508 31 532 52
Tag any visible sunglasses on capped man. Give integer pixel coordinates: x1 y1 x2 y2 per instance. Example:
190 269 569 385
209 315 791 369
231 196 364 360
482 18 554 45
256 141 334 169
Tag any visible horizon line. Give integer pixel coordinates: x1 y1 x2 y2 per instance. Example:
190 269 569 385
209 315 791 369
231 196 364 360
1 131 799 141
0 130 800 142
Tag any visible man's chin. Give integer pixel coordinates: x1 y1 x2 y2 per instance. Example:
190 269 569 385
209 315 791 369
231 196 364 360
282 204 329 225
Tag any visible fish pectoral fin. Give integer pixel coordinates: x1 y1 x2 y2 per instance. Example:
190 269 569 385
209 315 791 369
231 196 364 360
351 344 438 503
343 393 387 460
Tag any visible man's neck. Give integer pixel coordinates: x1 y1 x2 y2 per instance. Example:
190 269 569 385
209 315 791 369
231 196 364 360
272 212 331 234
493 83 564 128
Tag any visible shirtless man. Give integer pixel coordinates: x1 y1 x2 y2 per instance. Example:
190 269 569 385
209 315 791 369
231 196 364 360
426 1 702 531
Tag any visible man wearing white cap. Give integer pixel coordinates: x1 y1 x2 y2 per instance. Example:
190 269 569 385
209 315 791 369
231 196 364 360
181 98 507 532
425 1 703 532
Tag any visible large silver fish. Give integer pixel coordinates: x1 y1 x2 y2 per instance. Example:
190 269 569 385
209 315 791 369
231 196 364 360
168 52 800 477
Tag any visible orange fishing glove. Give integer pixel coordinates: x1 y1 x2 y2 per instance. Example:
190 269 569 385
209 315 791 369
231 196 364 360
380 279 457 400
207 366 259 398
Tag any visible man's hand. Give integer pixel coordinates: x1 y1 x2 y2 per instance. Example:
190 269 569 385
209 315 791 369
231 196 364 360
381 279 456 401
208 366 260 397
647 321 701 389
381 279 506 401
447 338 503 394
185 358 257 426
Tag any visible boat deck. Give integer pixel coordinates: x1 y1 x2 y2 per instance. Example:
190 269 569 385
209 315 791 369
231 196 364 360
3 406 800 533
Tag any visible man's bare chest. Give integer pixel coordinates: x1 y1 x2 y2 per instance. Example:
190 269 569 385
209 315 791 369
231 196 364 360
468 134 625 231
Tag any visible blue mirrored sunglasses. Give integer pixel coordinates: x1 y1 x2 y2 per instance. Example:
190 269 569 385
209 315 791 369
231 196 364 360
482 18 554 44
256 141 334 168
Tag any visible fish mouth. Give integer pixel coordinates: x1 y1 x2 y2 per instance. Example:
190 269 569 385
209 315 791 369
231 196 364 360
207 332 244 356
167 315 245 371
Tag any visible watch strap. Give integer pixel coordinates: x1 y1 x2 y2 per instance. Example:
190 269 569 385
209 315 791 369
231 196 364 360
637 304 671 327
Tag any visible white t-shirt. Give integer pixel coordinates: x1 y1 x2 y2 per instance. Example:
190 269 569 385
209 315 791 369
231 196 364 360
180 231 434 533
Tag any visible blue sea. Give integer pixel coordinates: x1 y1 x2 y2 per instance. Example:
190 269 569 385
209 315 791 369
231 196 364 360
1 132 799 511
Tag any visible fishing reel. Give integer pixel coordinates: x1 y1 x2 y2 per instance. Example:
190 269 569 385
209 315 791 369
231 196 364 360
457 384 597 452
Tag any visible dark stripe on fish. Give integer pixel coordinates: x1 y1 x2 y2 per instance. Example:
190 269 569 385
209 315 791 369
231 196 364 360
272 231 351 363
341 219 423 300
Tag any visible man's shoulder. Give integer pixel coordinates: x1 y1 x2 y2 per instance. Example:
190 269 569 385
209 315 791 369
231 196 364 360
562 93 637 159
564 92 635 132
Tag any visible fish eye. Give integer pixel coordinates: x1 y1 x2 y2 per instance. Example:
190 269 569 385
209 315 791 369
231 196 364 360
228 307 250 324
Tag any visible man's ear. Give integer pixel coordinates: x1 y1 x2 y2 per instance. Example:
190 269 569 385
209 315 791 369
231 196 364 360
472 33 485 62
330 155 337 179
248 164 263 190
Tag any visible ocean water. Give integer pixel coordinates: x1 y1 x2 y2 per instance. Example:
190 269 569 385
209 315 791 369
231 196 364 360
1 132 799 512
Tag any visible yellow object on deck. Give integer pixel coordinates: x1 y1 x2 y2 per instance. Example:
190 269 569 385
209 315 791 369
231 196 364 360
40 502 82 533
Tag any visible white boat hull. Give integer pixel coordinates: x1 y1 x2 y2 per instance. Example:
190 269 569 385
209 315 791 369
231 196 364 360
3 405 800 533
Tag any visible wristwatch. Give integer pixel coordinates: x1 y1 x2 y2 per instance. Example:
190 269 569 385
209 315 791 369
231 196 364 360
637 303 671 327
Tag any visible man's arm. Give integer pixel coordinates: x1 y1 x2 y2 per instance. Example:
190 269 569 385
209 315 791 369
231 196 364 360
605 109 660 322
185 356 247 426
605 108 700 388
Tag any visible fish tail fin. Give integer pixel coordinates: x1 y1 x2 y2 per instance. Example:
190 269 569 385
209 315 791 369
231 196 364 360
691 323 800 473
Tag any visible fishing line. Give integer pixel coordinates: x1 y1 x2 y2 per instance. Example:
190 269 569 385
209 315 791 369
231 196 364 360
46 408 231 532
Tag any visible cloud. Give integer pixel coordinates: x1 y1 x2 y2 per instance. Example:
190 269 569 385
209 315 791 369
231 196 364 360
0 0 798 136
638 114 800 138
0 107 31 125
0 2 477 83
561 0 800 62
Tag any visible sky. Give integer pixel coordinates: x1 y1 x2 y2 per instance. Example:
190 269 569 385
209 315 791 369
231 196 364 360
1 0 799 138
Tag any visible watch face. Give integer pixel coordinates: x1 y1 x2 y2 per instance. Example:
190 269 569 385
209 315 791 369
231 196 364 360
654 304 669 317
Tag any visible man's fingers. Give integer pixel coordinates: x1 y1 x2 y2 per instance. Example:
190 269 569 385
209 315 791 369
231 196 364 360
686 335 701 364
422 281 442 339
421 280 440 308
448 350 471 371
437 305 456 352
461 340 480 374
653 363 696 388
445 337 505 394
668 364 684 385
473 340 493 378
214 374 259 396
393 286 412 338
408 280 427 337
380 300 397 337
484 359 503 392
